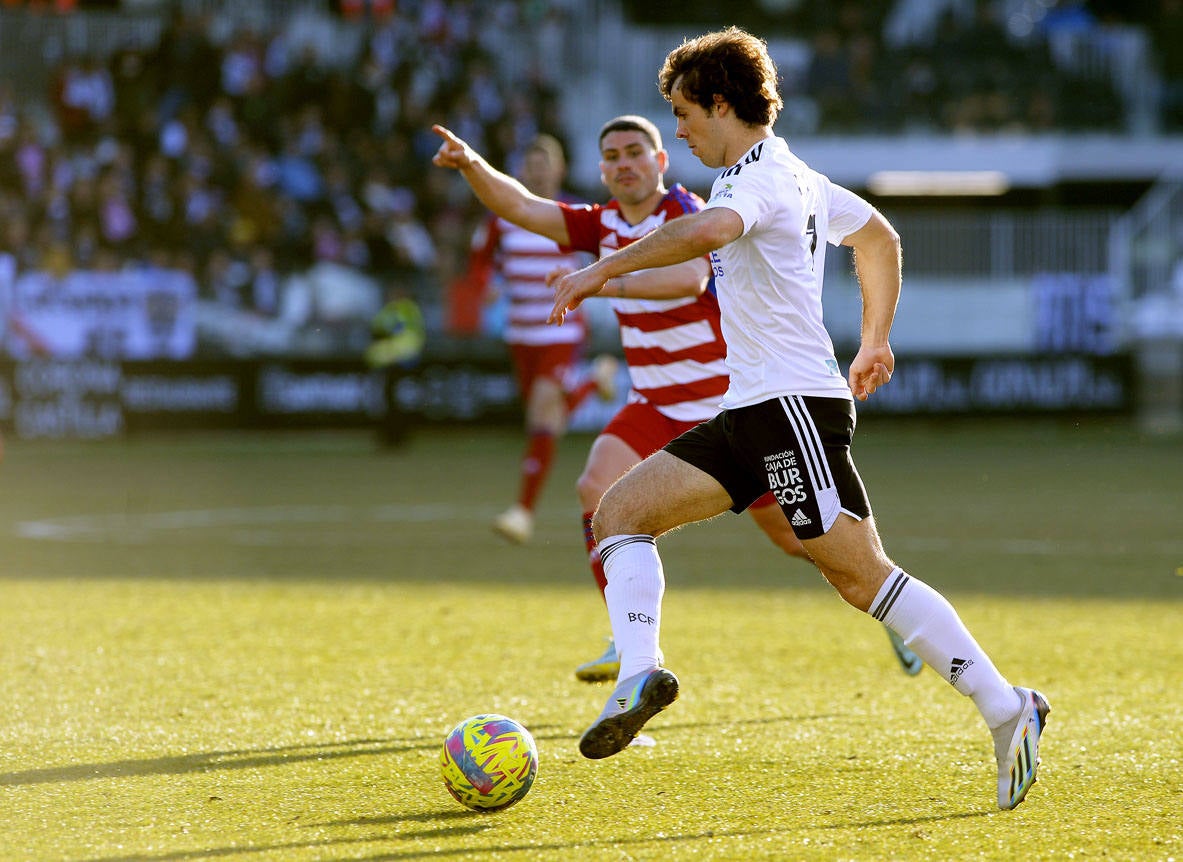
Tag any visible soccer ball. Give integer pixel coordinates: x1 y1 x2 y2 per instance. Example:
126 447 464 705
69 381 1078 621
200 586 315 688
440 713 538 812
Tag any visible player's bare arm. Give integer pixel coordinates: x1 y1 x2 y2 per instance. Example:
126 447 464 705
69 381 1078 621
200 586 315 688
549 207 741 323
842 210 902 400
547 258 710 302
431 124 571 245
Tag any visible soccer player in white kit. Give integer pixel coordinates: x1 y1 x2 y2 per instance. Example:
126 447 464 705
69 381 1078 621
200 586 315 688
433 114 923 710
549 27 1050 810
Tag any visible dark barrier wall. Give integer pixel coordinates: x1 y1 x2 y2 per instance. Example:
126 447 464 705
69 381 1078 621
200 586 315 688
0 356 524 441
851 354 1134 414
0 353 1134 441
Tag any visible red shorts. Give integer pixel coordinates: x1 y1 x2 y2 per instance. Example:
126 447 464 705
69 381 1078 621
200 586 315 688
508 342 580 395
600 400 776 510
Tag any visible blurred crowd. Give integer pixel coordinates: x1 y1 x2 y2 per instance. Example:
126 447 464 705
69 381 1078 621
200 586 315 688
627 0 1182 134
801 0 1093 133
793 0 1183 134
0 0 572 349
0 0 1180 356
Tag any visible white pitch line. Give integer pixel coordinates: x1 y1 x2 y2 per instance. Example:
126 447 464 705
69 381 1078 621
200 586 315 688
14 503 502 543
11 505 1183 556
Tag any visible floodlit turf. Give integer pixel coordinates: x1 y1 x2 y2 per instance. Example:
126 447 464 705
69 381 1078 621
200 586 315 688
0 419 1179 861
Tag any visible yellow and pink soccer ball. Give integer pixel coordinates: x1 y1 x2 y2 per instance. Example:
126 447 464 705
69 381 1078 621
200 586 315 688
440 713 538 811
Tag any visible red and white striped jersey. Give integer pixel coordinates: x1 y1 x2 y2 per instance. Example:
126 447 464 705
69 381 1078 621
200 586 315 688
559 184 729 423
467 208 589 346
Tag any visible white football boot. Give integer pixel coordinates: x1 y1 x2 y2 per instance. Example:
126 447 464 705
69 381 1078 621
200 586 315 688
579 667 679 760
993 686 1051 809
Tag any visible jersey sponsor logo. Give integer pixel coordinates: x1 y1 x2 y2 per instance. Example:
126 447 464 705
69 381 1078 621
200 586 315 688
709 182 735 203
765 450 807 505
719 142 764 179
790 509 812 527
710 249 724 279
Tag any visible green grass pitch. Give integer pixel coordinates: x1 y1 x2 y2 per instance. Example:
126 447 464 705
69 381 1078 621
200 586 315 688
0 418 1179 861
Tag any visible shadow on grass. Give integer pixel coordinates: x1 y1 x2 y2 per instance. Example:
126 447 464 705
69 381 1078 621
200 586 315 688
81 824 801 862
1 715 798 789
655 713 843 733
0 738 419 787
822 809 992 829
78 809 998 862
78 829 487 862
1 725 570 788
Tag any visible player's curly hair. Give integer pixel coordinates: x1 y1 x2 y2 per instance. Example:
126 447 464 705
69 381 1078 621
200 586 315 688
658 27 782 127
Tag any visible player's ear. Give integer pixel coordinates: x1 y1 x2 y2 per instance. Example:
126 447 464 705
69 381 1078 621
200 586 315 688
599 161 609 187
711 93 729 116
656 149 669 173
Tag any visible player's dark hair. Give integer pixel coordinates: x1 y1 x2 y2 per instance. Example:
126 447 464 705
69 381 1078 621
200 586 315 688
598 115 663 152
658 26 783 127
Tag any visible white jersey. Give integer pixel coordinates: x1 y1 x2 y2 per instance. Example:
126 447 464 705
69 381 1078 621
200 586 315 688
703 136 873 407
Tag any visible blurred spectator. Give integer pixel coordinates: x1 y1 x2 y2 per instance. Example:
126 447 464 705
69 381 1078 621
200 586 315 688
206 247 252 308
805 29 855 131
384 188 438 305
248 245 282 318
95 167 137 256
1154 0 1183 130
52 55 114 144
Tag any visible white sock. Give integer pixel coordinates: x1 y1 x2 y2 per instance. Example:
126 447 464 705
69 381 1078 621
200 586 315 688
598 534 664 681
870 568 1021 729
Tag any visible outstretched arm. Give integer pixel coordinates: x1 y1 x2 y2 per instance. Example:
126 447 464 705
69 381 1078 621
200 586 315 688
548 257 711 301
431 124 571 245
842 210 901 401
549 207 741 322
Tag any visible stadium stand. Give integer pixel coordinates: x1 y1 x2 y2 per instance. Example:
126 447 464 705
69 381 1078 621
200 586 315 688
0 0 1179 362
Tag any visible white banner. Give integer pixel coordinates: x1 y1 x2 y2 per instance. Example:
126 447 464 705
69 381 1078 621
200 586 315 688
2 268 196 360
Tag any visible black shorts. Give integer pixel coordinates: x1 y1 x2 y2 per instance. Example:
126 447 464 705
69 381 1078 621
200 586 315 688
663 395 871 540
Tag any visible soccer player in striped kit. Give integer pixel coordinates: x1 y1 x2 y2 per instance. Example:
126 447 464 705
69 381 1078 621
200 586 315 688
548 28 1049 810
433 114 922 688
455 134 614 545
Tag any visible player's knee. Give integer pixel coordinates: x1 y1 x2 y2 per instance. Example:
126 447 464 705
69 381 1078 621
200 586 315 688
589 506 613 544
590 485 631 541
575 470 606 511
767 528 810 560
817 565 880 612
526 381 566 430
780 540 812 561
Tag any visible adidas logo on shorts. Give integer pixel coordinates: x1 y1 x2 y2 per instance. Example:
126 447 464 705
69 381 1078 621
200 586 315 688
790 509 811 527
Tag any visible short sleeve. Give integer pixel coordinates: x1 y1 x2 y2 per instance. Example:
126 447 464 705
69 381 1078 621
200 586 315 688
704 168 779 237
825 182 873 245
558 201 603 254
